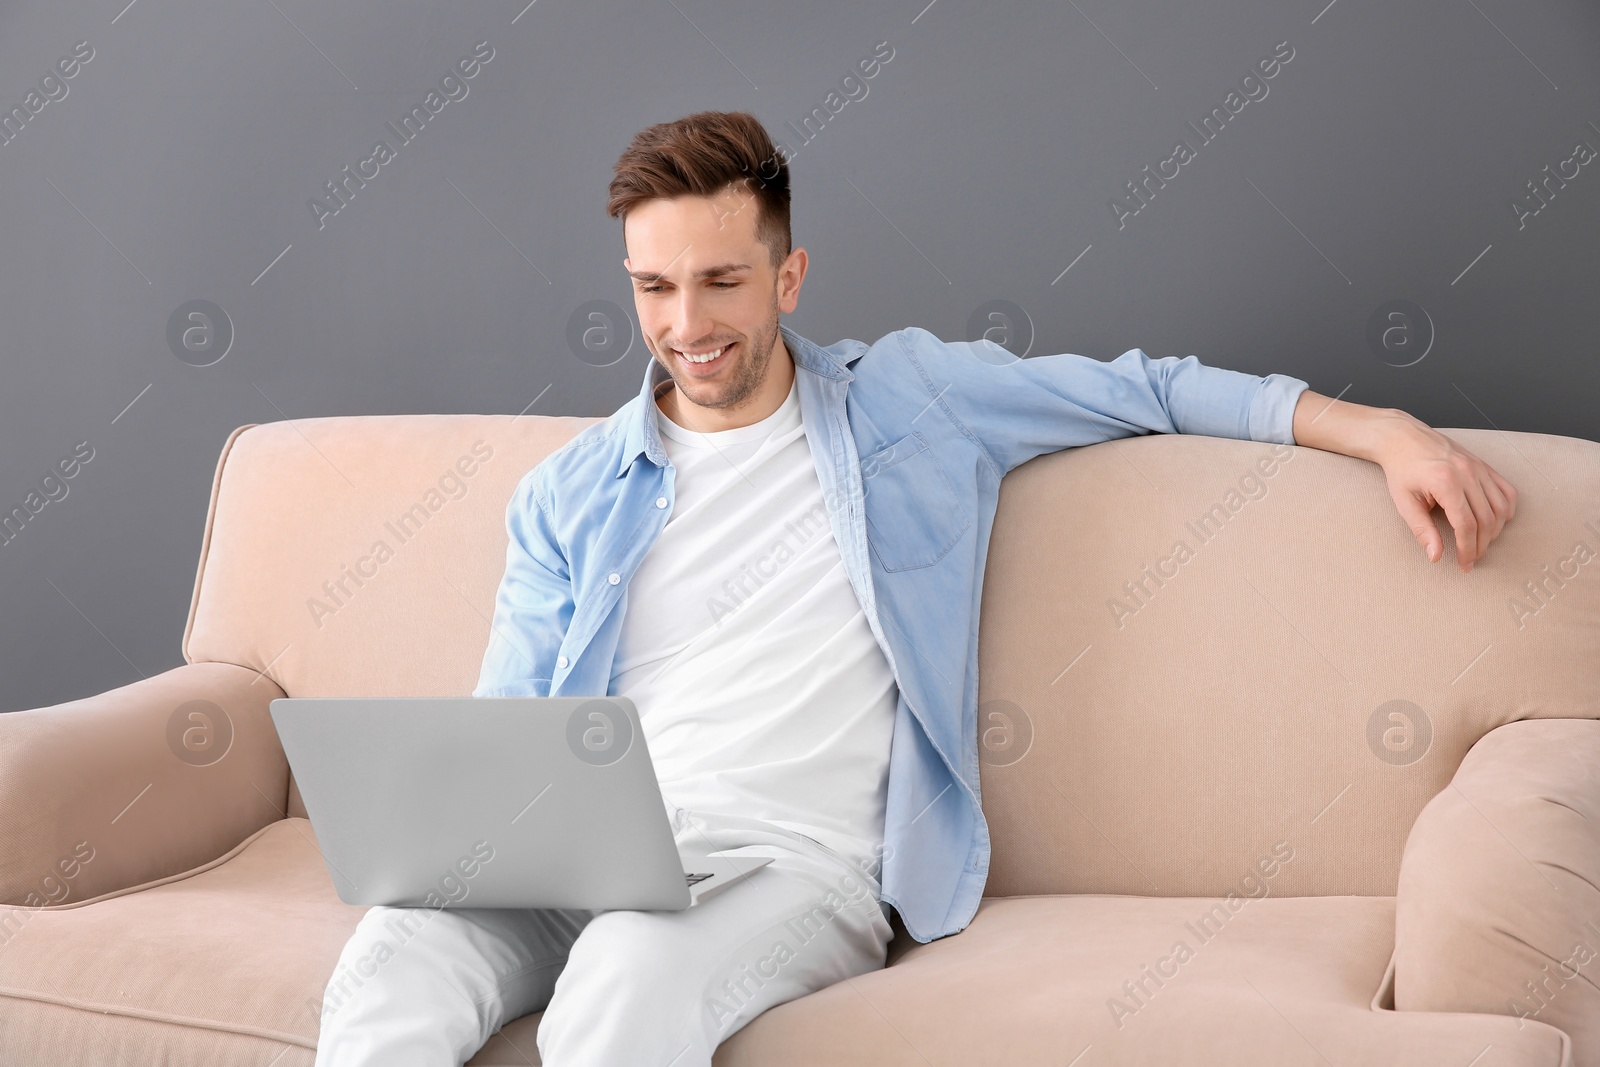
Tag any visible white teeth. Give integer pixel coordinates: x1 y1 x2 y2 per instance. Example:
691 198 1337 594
677 345 727 363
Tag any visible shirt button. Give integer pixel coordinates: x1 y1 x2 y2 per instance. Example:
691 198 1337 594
608 572 620 585
556 655 569 668
656 496 668 508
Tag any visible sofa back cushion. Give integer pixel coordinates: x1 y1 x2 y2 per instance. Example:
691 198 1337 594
188 416 1600 897
975 427 1599 897
185 414 598 700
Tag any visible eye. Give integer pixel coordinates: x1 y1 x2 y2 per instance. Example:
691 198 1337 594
638 280 739 294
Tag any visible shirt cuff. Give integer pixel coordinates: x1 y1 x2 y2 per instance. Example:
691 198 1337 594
1248 373 1310 446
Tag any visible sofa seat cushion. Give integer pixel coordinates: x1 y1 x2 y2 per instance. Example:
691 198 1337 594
0 817 362 1067
701 894 1573 1066
4 832 1576 1067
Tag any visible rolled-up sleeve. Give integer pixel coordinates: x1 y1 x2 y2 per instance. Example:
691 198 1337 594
472 467 573 699
901 327 1308 475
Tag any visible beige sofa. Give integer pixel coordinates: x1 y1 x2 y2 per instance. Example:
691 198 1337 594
2 412 1597 1066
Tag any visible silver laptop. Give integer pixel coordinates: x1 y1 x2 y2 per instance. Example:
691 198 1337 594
269 695 771 911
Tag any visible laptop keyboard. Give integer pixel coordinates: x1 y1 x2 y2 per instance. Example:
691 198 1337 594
685 872 714 887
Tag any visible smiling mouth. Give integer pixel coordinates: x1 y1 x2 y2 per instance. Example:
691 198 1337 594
672 341 735 367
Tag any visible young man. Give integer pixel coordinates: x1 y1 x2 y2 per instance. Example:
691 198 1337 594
314 111 1516 1066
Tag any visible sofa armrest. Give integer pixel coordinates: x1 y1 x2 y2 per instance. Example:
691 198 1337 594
1394 718 1600 1058
0 661 289 906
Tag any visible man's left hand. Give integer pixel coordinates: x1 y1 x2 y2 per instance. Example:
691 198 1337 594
1292 391 1518 573
1373 413 1518 573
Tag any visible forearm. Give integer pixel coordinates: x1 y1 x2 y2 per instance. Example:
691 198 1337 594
1291 389 1414 463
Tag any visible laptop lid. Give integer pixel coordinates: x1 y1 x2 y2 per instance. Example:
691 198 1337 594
269 696 698 910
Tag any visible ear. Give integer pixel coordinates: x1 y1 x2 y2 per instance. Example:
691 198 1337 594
778 247 808 315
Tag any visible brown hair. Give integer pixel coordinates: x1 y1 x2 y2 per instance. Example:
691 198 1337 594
607 110 791 269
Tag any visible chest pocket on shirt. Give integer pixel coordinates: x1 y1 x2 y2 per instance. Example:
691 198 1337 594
861 430 971 572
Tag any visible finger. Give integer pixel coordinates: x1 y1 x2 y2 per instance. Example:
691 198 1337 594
1436 482 1481 571
1391 487 1442 563
1478 469 1511 542
1457 469 1495 568
1489 468 1518 520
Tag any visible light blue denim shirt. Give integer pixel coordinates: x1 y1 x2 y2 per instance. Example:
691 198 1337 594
474 322 1309 943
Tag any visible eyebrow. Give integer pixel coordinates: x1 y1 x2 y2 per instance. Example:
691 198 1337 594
626 262 753 283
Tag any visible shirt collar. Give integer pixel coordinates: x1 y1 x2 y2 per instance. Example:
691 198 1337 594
616 321 850 479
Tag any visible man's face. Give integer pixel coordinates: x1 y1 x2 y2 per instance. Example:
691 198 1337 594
624 183 806 428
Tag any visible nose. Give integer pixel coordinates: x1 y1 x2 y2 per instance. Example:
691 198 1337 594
667 287 717 350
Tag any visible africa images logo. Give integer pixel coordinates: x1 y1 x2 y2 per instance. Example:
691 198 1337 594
1110 40 1295 230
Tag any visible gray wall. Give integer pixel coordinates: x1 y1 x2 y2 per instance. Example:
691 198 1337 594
3 0 1596 711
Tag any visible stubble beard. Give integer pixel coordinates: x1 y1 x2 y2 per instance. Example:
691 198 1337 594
661 289 782 417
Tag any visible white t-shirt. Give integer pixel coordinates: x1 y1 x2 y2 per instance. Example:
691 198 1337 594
610 372 899 873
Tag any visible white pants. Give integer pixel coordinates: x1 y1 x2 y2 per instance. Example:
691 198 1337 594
311 802 895 1067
